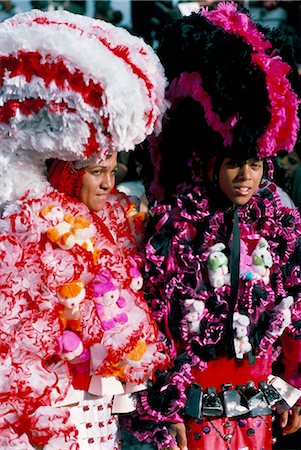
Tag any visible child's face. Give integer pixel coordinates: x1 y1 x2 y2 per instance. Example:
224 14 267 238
219 157 263 206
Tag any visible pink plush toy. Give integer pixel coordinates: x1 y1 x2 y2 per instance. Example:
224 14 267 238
239 239 253 281
58 330 89 366
93 271 128 330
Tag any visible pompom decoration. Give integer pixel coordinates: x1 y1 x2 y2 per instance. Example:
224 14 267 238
0 9 167 204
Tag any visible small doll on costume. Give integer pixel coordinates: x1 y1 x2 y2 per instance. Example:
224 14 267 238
0 10 169 450
93 270 128 329
207 242 231 288
123 3 301 450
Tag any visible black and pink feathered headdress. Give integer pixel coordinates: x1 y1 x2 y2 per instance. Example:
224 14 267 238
150 2 300 200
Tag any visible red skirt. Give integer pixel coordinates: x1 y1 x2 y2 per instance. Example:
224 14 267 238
187 355 273 450
187 415 272 450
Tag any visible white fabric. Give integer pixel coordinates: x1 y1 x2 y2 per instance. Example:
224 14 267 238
66 392 120 450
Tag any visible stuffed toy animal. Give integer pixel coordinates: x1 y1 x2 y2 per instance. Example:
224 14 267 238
233 312 252 359
268 296 294 337
39 204 65 226
126 202 147 243
184 298 205 334
46 213 95 251
93 271 128 330
208 243 230 288
57 279 85 330
58 330 89 364
240 239 253 281
250 238 273 285
128 257 143 291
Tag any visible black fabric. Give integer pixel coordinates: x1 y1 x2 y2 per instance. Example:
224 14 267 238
228 206 240 359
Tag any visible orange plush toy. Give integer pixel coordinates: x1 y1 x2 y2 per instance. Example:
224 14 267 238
57 280 85 331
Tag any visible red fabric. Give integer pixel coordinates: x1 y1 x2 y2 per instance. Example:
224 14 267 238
71 369 90 391
0 51 108 157
281 333 301 405
31 17 155 127
191 354 272 390
48 159 85 199
187 415 272 450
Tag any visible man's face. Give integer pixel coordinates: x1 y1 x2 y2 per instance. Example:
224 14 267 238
280 150 301 181
219 157 263 206
79 152 118 212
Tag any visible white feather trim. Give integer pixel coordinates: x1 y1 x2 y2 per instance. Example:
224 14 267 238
0 10 167 202
0 9 167 156
0 151 50 204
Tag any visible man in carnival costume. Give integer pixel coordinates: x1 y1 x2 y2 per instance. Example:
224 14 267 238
0 9 169 450
123 2 301 450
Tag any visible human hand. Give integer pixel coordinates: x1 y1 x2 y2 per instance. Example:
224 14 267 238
163 422 188 450
280 406 301 435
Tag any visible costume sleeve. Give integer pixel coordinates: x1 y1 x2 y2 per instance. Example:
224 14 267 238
277 206 301 403
0 216 76 448
122 205 194 449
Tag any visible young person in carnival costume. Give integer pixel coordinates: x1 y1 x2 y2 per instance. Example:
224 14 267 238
123 3 301 450
0 9 169 450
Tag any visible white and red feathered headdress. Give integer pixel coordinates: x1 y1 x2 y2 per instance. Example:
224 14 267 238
0 9 167 203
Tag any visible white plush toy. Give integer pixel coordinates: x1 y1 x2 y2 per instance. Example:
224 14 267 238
233 312 252 359
208 243 230 288
250 238 272 285
46 213 96 252
184 299 205 334
267 296 294 337
128 257 143 292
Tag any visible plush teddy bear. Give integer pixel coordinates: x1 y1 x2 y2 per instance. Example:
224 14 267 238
268 296 294 337
184 298 205 334
250 238 273 285
128 257 143 291
56 279 85 331
233 312 252 359
39 204 65 225
58 330 90 392
93 271 128 330
208 243 230 288
46 213 95 251
239 238 253 281
58 330 89 364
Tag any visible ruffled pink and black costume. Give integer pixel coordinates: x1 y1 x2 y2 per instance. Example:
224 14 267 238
124 180 301 449
123 3 301 449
